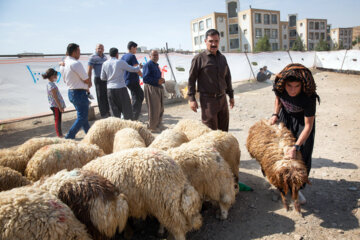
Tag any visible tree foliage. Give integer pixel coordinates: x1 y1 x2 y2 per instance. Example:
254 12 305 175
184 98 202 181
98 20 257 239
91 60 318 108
291 37 304 51
254 35 271 52
315 39 330 51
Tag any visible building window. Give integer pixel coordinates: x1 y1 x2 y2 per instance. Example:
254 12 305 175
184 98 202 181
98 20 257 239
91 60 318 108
272 43 278 51
206 18 212 29
289 15 296 27
229 24 239 34
243 29 247 35
244 44 249 51
309 32 314 40
284 34 287 39
321 32 325 40
220 31 224 37
194 36 199 45
255 28 262 38
243 14 246 20
264 29 270 37
221 46 225 52
315 22 319 30
271 29 278 39
193 23 198 32
300 23 303 27
255 13 261 24
283 25 287 29
315 32 319 40
309 22 314 30
320 22 325 30
230 38 240 49
271 14 277 24
200 35 205 43
340 30 343 35
344 30 347 35
264 14 270 24
289 29 297 37
309 43 314 50
228 2 238 18
284 44 287 49
199 21 204 31
218 17 224 23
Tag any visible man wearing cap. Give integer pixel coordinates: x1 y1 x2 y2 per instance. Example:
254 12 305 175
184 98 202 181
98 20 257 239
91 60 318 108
88 44 109 118
188 29 234 132
100 47 141 120
121 41 144 120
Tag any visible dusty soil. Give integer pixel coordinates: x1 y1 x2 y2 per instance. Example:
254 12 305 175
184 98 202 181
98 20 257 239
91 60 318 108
1 70 359 240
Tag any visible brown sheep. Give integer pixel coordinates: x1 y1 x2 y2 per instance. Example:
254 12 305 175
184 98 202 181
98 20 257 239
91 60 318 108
246 120 310 212
34 169 129 239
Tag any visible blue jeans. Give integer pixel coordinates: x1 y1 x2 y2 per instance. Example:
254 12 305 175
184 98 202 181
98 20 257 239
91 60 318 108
65 89 90 139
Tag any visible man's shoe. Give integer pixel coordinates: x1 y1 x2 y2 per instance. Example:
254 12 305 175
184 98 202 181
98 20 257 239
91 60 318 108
298 190 306 205
87 93 95 100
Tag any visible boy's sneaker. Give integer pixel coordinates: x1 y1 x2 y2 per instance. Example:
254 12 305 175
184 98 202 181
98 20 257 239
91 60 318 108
298 190 306 205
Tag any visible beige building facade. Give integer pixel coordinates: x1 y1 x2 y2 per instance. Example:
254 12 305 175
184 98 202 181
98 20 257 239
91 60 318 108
190 12 229 52
297 18 327 50
280 21 289 50
330 28 353 49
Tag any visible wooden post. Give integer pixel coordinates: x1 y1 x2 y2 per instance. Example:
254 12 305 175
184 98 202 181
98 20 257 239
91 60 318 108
287 50 293 63
340 49 348 71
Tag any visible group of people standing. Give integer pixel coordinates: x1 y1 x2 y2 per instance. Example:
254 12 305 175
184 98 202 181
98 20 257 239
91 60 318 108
44 29 319 203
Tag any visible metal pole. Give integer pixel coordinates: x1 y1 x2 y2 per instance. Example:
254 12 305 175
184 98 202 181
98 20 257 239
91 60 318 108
165 42 177 82
287 50 293 63
244 52 256 80
340 49 348 71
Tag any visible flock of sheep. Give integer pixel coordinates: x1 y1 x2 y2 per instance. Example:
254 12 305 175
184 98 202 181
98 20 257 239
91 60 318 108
0 117 309 240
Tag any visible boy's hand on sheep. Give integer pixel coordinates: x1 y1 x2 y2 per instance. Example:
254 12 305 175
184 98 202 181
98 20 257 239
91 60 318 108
285 147 297 159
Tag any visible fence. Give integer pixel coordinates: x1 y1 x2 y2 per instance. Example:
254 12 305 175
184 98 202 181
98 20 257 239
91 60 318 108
0 50 359 121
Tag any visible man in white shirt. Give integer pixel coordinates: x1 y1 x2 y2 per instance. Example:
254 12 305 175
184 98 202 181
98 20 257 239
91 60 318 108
100 47 141 120
60 43 91 139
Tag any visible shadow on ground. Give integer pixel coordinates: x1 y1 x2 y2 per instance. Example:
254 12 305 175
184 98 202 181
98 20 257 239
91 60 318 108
312 157 358 169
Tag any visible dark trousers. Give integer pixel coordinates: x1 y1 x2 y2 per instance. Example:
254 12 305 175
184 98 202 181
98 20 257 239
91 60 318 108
66 89 90 139
50 107 62 137
127 81 144 120
107 87 133 120
200 94 229 132
144 84 164 130
94 77 110 117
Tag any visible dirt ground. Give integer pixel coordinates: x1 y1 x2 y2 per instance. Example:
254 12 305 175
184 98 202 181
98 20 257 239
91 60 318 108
0 70 359 240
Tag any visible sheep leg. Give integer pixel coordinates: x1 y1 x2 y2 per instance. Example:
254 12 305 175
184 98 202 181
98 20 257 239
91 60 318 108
157 224 166 237
292 190 301 213
167 232 186 240
280 192 289 211
218 202 229 220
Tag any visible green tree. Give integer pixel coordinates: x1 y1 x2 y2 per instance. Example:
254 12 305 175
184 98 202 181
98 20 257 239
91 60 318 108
352 36 360 46
291 37 304 51
315 39 330 51
254 35 271 52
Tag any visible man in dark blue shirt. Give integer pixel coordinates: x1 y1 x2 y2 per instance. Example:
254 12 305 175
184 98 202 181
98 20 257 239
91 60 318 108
142 50 165 132
121 41 144 120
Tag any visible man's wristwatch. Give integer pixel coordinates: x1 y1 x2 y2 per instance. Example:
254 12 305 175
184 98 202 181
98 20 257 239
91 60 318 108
294 144 301 151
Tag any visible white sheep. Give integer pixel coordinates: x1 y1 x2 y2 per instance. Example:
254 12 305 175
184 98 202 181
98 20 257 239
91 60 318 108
25 142 104 181
163 80 183 99
82 117 154 154
0 186 92 240
82 148 202 240
182 130 241 186
33 169 129 239
167 145 236 220
0 165 31 191
173 119 211 141
0 137 74 174
246 120 309 212
113 128 146 152
149 128 189 151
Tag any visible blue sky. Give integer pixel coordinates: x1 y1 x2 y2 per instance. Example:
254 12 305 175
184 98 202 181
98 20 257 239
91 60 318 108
0 0 359 54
